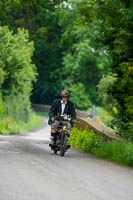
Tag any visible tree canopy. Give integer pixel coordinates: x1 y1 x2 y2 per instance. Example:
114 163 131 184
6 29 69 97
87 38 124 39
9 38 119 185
0 0 133 137
0 26 36 122
0 0 109 107
74 0 133 136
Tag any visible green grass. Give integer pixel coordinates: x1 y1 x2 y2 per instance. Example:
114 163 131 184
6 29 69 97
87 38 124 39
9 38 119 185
69 127 133 167
17 112 44 133
0 112 44 135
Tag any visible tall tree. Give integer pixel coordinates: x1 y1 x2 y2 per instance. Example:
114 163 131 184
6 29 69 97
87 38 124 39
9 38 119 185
58 4 109 104
0 0 109 108
0 0 66 104
0 26 36 122
75 0 133 136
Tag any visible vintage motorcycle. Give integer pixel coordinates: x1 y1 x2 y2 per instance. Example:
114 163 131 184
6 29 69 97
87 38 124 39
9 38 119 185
50 114 71 156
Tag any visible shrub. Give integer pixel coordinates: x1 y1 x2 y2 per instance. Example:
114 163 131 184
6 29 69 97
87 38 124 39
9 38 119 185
70 127 97 151
0 93 6 119
0 117 19 135
0 112 44 135
97 75 117 113
69 127 133 167
0 26 37 123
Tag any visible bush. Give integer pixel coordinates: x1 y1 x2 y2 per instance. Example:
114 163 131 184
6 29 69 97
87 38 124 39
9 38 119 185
0 93 6 119
69 127 133 167
5 95 30 123
0 26 37 123
17 112 44 133
0 112 44 135
0 117 18 135
70 127 97 151
97 75 117 113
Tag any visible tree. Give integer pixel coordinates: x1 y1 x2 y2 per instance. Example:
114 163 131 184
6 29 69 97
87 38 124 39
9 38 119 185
69 83 92 110
0 26 36 122
97 75 117 113
58 5 109 104
74 0 133 136
0 0 110 108
0 0 66 104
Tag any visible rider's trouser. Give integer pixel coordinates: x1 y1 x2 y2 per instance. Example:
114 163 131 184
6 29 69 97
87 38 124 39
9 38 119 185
50 120 71 145
51 120 72 132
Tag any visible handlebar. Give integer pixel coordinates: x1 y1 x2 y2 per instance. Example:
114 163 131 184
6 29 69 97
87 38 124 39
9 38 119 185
55 114 72 121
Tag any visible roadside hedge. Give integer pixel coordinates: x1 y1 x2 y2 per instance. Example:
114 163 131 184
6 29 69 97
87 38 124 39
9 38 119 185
0 112 44 135
69 127 133 167
0 26 40 135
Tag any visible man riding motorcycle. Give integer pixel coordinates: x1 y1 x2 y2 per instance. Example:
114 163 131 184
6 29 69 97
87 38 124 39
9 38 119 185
48 90 76 146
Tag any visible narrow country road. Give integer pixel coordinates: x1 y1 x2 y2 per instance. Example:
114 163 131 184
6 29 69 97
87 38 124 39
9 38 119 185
0 117 133 200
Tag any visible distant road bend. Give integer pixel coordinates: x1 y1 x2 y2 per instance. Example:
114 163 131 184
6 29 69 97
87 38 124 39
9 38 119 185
0 117 133 200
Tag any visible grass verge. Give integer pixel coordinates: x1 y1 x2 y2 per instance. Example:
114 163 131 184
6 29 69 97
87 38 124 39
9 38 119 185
69 127 133 167
0 112 44 135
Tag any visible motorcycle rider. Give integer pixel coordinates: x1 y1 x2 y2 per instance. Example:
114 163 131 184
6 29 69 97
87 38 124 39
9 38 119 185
48 90 76 146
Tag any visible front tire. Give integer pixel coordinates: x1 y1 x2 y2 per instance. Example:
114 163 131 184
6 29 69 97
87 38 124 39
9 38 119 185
60 133 67 156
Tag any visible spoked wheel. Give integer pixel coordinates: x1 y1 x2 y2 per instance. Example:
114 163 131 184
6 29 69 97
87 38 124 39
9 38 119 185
60 147 65 156
60 132 67 156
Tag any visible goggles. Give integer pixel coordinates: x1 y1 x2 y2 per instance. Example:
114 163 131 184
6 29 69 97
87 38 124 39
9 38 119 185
62 95 68 98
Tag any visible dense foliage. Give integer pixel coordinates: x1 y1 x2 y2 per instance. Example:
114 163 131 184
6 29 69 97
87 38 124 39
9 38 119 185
0 26 36 120
0 26 38 134
0 0 109 109
0 0 133 137
0 113 43 135
97 75 117 113
70 127 133 167
73 0 133 137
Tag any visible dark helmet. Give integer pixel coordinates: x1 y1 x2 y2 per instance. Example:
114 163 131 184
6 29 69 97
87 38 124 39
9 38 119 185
61 90 69 97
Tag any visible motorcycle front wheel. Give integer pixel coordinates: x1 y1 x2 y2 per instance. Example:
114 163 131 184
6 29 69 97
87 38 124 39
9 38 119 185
60 132 67 156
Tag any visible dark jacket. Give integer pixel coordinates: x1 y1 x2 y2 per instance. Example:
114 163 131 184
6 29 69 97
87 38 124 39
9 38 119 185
48 99 76 125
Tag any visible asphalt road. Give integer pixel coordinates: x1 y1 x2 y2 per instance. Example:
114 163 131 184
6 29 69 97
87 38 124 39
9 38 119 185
0 117 133 200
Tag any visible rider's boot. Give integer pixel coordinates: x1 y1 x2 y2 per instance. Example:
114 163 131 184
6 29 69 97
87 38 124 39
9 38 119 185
49 133 56 147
